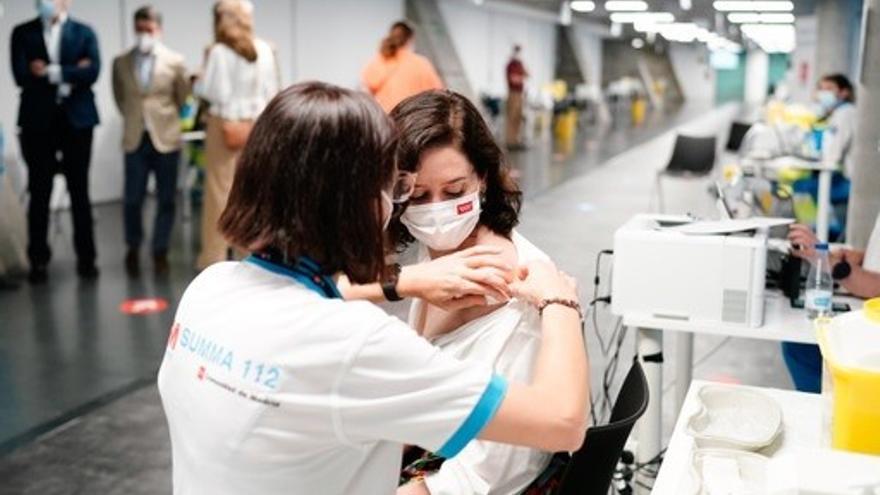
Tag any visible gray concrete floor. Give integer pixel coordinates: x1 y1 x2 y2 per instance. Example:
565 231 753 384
0 103 797 493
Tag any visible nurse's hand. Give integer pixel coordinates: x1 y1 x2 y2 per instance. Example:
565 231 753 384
398 246 515 310
788 223 819 260
510 260 578 307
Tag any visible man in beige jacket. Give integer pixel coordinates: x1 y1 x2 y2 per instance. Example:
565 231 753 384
112 5 188 276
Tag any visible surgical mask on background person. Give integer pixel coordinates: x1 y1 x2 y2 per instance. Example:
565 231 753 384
817 90 838 112
37 0 55 22
136 33 156 54
401 190 481 251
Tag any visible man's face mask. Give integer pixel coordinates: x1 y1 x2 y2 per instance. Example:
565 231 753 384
137 33 156 54
37 0 56 22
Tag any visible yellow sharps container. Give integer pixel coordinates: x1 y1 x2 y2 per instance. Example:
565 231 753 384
816 298 880 455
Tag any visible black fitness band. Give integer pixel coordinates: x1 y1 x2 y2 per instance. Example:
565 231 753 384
382 264 403 302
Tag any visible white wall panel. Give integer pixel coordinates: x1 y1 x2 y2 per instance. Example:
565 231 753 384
438 0 557 97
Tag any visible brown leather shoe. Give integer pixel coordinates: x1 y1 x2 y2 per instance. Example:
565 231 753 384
154 252 170 276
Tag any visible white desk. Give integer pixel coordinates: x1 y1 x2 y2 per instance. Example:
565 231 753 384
651 381 824 493
652 381 880 493
627 292 863 492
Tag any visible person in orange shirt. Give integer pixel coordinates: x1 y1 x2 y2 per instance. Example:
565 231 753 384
362 21 443 113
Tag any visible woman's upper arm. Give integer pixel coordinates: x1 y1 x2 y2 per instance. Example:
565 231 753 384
362 58 386 93
479 383 585 453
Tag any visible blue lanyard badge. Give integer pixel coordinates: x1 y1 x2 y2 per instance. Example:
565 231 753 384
244 253 342 299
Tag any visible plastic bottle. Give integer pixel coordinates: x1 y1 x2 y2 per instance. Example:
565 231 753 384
805 243 833 320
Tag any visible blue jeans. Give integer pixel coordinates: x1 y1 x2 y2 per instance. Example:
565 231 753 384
781 342 822 393
124 133 179 255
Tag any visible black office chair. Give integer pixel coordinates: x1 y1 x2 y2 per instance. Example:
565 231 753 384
553 361 649 495
654 134 717 212
725 121 752 152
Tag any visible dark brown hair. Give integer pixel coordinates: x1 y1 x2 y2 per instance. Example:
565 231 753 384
820 73 855 103
388 90 522 249
213 0 257 62
134 5 162 26
380 21 414 58
219 82 397 283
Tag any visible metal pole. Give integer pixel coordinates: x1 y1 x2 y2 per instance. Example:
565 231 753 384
674 333 694 415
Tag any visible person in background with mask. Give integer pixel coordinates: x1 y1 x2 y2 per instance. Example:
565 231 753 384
816 73 856 178
112 5 189 277
10 0 101 283
807 74 858 237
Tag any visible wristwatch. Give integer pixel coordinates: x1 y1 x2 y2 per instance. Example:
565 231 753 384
381 263 403 302
832 260 852 281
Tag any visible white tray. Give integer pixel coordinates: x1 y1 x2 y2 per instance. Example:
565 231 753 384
686 385 783 451
689 448 769 495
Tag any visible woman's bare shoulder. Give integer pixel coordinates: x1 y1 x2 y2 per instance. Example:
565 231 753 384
474 227 518 267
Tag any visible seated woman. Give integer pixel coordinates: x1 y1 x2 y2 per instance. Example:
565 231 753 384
390 91 556 495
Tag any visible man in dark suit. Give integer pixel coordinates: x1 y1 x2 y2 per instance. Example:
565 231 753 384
10 0 101 283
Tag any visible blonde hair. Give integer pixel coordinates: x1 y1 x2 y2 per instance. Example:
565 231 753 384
213 0 257 62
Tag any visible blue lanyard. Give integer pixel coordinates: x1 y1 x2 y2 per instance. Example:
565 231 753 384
244 253 342 299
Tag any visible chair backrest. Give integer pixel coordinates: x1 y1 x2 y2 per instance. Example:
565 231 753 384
665 134 717 175
555 361 649 495
726 122 752 152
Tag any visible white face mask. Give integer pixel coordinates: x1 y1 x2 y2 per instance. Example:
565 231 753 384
380 190 394 231
401 190 481 251
37 0 55 22
137 33 156 53
817 90 838 112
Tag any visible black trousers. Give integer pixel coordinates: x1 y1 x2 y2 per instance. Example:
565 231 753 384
19 107 96 266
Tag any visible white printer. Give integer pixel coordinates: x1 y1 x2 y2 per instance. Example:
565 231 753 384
611 214 768 328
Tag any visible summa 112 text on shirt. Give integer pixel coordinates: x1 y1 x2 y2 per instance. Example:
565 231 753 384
166 322 282 391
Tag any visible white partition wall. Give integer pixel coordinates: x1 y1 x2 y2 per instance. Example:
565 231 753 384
437 0 557 98
570 22 604 87
293 0 402 87
669 43 715 104
744 49 769 105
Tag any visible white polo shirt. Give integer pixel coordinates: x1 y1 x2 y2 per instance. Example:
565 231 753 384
157 260 507 495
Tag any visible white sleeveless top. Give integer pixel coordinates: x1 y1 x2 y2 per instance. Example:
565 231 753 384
197 38 279 121
408 231 553 495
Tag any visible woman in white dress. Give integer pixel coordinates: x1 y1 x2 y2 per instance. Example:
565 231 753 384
194 0 279 269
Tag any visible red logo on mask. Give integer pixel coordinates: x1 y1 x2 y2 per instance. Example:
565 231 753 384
197 366 206 380
457 201 474 215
